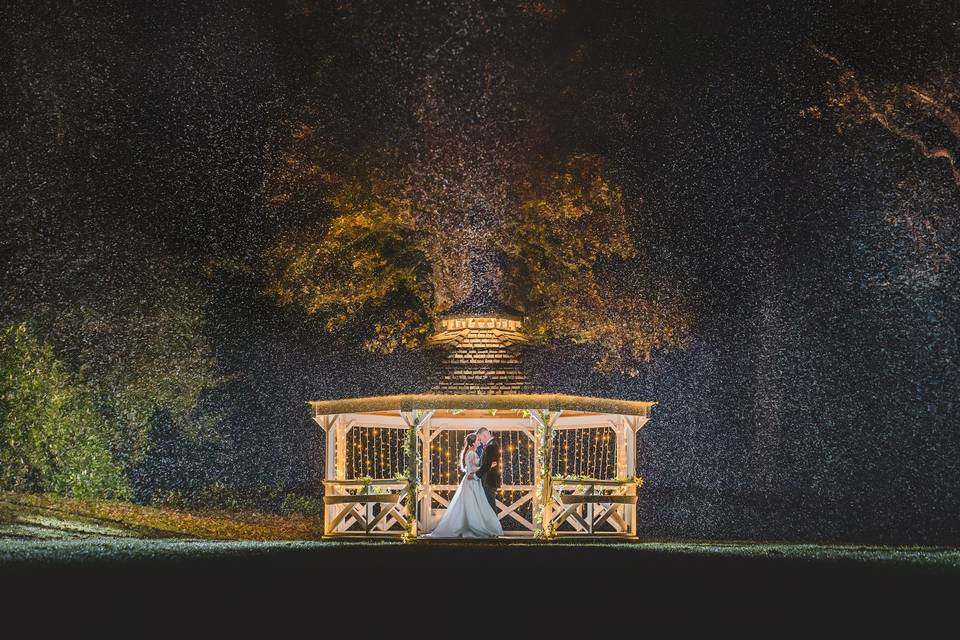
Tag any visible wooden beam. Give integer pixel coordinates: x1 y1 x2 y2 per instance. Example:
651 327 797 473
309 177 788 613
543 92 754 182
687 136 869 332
326 502 361 532
599 505 628 532
324 494 402 504
496 495 535 530
335 417 347 481
557 495 637 505
552 478 635 487
325 415 338 481
367 504 401 531
323 478 406 487
616 415 627 479
309 394 655 417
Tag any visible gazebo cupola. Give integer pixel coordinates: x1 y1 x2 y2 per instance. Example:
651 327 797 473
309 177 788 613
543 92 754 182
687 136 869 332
307 286 656 540
425 288 529 395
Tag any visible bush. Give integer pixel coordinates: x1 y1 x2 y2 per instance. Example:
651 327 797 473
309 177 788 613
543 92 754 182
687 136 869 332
278 493 322 517
192 481 246 512
0 323 130 501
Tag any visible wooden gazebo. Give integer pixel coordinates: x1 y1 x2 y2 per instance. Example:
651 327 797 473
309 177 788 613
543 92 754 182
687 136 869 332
308 298 655 539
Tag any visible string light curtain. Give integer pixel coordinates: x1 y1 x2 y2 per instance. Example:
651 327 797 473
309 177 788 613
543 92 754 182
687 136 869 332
345 425 618 482
551 427 617 479
346 426 406 479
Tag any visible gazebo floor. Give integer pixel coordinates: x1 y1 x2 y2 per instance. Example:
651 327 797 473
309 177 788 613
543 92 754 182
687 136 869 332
322 534 639 543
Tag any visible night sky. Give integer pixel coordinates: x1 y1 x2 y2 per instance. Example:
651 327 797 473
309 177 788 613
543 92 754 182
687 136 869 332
2 1 959 544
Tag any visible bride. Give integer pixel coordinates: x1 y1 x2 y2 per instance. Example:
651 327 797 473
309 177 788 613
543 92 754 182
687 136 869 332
427 432 503 538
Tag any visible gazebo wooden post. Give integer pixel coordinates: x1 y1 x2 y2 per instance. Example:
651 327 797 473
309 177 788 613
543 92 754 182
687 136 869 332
324 415 337 481
624 415 637 478
530 408 561 539
616 415 630 479
322 414 336 535
420 415 432 532
400 408 434 539
336 418 348 481
624 414 647 535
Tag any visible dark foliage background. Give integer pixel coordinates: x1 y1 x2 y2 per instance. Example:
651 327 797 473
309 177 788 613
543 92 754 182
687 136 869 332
2 1 958 543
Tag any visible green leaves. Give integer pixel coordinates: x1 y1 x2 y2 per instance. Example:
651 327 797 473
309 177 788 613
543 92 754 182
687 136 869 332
0 323 130 500
266 176 435 353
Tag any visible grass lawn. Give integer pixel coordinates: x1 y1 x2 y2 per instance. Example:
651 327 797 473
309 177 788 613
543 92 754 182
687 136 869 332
2 490 957 615
0 490 325 540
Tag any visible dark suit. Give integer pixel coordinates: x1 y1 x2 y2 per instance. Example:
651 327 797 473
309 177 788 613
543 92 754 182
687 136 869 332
475 437 501 512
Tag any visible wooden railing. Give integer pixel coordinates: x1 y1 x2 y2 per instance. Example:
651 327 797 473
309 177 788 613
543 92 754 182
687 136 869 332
550 479 638 537
324 477 638 538
323 479 412 537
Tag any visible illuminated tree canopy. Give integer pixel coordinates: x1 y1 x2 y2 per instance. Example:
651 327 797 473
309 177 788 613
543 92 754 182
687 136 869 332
262 2 692 371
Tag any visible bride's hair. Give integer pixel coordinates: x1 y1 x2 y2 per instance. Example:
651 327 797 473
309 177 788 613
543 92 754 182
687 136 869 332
461 432 478 469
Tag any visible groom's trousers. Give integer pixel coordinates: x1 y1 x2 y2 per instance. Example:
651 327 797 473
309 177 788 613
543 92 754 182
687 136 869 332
481 482 497 512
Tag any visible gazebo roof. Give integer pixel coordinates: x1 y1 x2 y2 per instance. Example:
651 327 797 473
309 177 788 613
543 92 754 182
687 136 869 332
307 393 656 417
306 280 656 420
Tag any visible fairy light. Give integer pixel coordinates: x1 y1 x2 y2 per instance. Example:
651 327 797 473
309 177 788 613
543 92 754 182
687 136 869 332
571 431 576 475
523 436 533 484
590 429 595 478
587 429 593 477
595 429 601 479
353 438 360 478
435 432 441 485
386 426 393 478
516 431 524 485
555 431 562 475
507 431 517 484
377 428 383 478
358 426 364 477
443 431 448 482
594 429 600 478
603 429 611 479
366 427 372 476
595 429 602 478
435 431 440 483
571 428 577 477
597 427 607 479
513 431 520 487
395 426 402 477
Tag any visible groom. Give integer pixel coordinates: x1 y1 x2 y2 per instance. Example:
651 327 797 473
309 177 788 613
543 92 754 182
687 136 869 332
474 428 501 512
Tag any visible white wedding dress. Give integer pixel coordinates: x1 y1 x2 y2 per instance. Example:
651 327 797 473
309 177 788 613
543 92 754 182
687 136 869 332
427 450 503 538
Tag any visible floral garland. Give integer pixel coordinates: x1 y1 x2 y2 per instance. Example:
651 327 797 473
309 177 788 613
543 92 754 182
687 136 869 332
356 475 387 495
551 474 645 487
400 415 420 542
532 411 556 540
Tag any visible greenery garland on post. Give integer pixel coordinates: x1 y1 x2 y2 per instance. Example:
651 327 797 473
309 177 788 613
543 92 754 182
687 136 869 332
532 410 557 540
400 411 422 542
401 420 418 541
